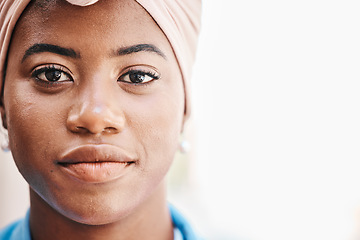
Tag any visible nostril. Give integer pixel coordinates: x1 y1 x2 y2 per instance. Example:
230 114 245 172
103 127 119 134
73 126 90 134
66 104 125 135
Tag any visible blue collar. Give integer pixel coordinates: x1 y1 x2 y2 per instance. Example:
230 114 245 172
169 205 202 240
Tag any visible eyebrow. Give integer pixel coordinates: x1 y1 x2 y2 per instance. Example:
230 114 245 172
22 43 80 62
21 43 166 62
115 44 167 59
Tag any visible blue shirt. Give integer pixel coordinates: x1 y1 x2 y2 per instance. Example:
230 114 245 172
0 205 202 240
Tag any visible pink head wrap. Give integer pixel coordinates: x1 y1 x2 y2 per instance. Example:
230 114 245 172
0 0 201 118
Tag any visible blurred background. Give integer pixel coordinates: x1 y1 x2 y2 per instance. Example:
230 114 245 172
1 0 360 240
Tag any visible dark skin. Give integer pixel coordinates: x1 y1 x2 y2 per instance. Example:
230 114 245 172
1 0 185 239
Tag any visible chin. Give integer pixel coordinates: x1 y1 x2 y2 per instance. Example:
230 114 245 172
71 212 125 226
33 186 139 226
57 201 136 226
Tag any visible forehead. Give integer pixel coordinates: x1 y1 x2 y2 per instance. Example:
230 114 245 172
11 0 172 58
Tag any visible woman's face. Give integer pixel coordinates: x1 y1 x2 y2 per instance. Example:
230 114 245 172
2 0 184 224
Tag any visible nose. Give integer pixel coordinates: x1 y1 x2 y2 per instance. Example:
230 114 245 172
66 87 125 135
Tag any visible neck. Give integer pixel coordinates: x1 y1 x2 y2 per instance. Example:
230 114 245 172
29 181 173 240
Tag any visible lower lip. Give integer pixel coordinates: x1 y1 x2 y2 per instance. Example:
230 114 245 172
59 162 132 183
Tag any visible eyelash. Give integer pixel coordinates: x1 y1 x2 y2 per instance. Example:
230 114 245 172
31 65 160 87
31 65 72 85
118 69 160 86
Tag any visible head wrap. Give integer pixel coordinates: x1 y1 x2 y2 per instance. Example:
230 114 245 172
0 0 201 118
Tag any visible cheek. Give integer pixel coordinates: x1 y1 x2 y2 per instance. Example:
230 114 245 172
4 80 63 185
129 81 185 171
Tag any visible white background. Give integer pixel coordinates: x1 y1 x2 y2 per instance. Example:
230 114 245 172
2 1 360 240
186 0 360 239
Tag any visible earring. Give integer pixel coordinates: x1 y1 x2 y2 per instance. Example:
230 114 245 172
179 140 191 154
1 134 9 152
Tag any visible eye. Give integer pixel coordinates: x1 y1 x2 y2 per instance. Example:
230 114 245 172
32 65 72 82
119 70 159 84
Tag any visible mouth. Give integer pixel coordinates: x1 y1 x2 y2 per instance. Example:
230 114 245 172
57 144 136 183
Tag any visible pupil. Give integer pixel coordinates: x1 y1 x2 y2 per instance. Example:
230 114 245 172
129 73 145 83
45 70 62 81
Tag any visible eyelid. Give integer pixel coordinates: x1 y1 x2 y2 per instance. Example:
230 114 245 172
118 66 160 84
31 64 73 81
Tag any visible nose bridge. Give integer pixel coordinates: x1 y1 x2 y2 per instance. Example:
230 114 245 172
67 74 125 134
82 79 111 112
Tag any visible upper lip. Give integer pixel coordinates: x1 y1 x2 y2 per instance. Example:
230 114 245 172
57 144 136 164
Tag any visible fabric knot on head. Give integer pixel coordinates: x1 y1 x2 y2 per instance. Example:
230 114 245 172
65 0 99 6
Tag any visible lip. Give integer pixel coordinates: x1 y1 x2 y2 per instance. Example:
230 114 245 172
57 144 136 183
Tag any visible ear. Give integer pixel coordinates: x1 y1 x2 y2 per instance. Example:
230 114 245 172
181 118 185 133
181 111 189 134
0 100 7 130
181 103 189 134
